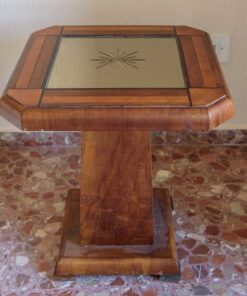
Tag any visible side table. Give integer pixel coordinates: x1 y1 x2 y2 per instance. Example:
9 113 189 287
0 26 234 276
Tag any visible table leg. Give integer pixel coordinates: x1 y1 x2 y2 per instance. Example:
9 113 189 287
55 131 180 276
80 131 153 245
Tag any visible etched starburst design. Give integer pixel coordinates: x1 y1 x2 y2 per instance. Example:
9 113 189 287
91 49 145 69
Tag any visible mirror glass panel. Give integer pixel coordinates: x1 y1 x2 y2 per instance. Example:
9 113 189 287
47 36 186 89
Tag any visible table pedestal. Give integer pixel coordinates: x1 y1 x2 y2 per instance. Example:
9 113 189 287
55 132 179 276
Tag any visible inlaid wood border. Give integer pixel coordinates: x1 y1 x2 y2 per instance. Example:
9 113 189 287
41 89 190 107
179 35 224 88
1 25 234 131
62 25 176 36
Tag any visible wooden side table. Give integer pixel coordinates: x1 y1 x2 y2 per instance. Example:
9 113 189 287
0 26 234 277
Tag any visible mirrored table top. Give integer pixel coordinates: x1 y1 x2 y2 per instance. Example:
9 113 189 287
47 36 186 89
1 26 233 132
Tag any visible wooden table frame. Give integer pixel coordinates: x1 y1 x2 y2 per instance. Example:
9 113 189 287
0 26 234 277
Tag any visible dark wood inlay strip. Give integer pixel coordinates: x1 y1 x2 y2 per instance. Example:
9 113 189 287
180 36 203 87
62 26 176 36
28 36 58 89
15 35 46 88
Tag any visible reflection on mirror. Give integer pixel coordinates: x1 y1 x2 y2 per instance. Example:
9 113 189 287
47 36 186 89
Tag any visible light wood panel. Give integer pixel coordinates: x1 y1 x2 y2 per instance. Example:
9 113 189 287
192 36 223 87
190 88 226 106
63 25 175 36
7 89 42 107
7 34 59 91
175 26 206 36
42 89 190 106
180 35 224 88
180 36 203 87
15 36 46 88
28 36 58 88
0 96 24 129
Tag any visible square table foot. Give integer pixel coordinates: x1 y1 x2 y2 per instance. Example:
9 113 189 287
55 188 179 276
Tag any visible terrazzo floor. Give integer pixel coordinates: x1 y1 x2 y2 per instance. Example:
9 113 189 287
0 131 246 296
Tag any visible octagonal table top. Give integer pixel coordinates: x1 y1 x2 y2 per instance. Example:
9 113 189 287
0 25 234 131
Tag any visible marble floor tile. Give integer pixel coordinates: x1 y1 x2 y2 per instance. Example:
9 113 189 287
0 132 246 296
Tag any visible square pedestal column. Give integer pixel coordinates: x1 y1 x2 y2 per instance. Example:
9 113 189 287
55 131 179 276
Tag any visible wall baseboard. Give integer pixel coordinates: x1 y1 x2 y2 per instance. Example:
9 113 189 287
0 130 246 147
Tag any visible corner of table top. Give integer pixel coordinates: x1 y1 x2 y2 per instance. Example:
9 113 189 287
32 26 63 36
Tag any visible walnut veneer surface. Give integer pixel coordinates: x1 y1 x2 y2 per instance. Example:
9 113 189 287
0 25 234 132
0 25 235 277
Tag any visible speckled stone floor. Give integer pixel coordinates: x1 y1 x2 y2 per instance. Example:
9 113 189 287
0 131 246 296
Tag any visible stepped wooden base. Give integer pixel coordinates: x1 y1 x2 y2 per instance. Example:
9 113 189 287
55 188 180 276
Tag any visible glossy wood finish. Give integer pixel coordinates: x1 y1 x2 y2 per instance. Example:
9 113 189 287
189 88 226 106
56 188 179 276
7 89 42 106
81 131 153 245
0 96 23 129
175 26 206 36
192 36 223 87
0 25 235 277
8 33 59 91
179 36 204 87
1 25 234 131
62 25 176 36
19 105 231 131
28 36 58 89
42 89 190 106
180 36 224 88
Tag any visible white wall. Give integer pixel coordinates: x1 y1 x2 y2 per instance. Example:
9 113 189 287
0 0 246 131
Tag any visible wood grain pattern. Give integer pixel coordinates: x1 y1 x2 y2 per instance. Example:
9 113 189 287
28 36 58 88
62 25 175 36
154 188 178 263
0 96 24 129
7 89 42 107
21 106 211 131
192 36 223 87
42 89 190 106
80 131 153 245
180 36 203 87
15 36 46 88
20 99 234 131
189 88 226 106
208 97 234 129
55 188 179 276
